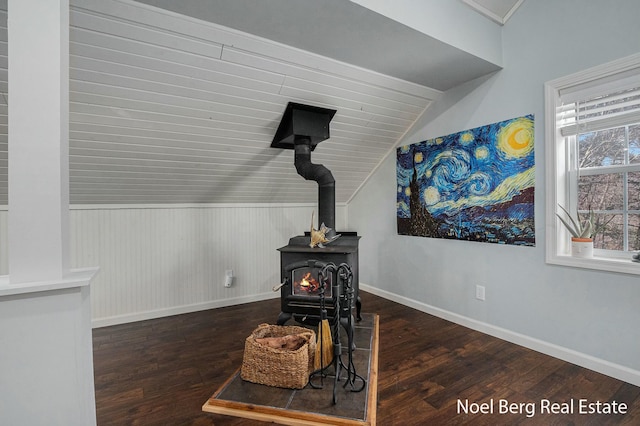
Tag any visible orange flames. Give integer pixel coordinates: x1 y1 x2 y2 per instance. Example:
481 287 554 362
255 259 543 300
295 272 320 293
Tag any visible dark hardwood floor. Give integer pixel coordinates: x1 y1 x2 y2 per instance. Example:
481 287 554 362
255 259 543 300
93 291 640 425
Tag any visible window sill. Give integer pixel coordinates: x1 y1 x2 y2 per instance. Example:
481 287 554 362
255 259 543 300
547 254 640 275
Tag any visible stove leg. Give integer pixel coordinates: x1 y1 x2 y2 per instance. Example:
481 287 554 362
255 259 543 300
276 312 291 326
356 296 362 322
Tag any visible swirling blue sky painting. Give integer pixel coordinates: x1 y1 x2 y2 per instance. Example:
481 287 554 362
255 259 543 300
397 115 535 246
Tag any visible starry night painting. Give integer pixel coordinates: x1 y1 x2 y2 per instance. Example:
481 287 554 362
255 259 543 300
397 115 535 246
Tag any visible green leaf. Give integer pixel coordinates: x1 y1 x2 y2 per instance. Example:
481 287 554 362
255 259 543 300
556 213 579 237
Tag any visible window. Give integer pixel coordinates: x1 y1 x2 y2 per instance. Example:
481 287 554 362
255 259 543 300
545 53 640 275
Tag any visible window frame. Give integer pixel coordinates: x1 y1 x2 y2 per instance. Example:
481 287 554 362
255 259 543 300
544 53 640 276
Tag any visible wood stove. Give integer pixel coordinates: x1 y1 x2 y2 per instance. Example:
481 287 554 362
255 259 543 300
270 102 362 330
276 233 361 327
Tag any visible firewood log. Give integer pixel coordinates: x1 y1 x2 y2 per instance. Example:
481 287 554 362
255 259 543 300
255 334 307 350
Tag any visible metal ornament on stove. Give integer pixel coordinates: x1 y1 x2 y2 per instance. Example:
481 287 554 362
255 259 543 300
309 212 340 248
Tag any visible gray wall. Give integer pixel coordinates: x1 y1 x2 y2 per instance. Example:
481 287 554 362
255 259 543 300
348 0 640 380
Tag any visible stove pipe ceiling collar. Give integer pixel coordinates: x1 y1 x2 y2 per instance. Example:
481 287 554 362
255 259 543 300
271 102 338 238
271 102 336 150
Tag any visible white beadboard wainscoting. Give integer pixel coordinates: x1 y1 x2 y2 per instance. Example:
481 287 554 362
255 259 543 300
0 204 347 327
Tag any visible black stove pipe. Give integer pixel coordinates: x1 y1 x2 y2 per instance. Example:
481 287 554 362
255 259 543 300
294 137 336 238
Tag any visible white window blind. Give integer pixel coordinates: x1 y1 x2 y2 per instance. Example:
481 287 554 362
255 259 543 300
557 70 640 137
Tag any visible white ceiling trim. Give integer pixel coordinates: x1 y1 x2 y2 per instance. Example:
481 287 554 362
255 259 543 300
462 0 525 25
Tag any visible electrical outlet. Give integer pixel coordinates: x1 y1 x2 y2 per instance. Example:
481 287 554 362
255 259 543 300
475 285 485 301
224 269 234 288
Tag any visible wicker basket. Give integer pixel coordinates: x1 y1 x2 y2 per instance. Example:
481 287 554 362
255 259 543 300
240 323 316 389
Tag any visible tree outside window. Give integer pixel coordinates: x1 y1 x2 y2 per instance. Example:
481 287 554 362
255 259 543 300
577 124 640 252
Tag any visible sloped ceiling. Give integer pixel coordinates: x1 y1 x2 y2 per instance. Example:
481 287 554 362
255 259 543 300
0 0 509 205
134 0 502 90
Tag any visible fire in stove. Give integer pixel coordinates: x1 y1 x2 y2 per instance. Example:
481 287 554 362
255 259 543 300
295 272 318 293
293 270 332 297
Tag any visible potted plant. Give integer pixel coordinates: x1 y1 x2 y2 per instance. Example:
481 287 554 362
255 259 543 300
556 204 595 258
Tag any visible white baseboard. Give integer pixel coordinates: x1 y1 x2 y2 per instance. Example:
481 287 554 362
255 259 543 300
91 292 279 328
360 283 640 387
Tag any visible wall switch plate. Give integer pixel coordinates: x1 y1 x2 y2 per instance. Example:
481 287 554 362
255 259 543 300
476 285 485 301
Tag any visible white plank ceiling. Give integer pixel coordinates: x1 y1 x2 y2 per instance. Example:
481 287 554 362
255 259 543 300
0 0 508 205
